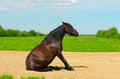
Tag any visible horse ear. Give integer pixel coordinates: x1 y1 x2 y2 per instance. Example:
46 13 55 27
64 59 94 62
62 22 67 26
62 22 65 24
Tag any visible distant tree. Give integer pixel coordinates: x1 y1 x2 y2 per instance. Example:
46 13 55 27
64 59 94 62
36 32 45 36
28 30 45 36
28 30 36 36
96 27 119 38
20 30 29 37
0 25 4 30
104 27 119 38
0 25 45 37
0 25 7 37
96 30 106 37
6 29 20 37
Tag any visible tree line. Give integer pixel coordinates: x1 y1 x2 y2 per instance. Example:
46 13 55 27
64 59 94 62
0 25 45 37
96 27 120 39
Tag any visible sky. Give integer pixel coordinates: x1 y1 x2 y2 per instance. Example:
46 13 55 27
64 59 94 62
0 0 120 34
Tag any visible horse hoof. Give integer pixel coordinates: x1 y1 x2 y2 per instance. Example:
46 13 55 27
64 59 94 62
65 66 74 71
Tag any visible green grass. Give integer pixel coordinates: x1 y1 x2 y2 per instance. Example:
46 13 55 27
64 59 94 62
21 76 45 79
0 36 120 52
0 74 75 79
0 74 13 79
0 37 45 51
0 74 45 79
63 36 120 52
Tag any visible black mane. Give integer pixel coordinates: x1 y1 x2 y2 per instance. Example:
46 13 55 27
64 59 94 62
42 25 66 44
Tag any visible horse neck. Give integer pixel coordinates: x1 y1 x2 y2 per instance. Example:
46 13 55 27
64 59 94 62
42 25 66 44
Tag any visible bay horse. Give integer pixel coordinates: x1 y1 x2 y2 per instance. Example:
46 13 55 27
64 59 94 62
26 22 79 71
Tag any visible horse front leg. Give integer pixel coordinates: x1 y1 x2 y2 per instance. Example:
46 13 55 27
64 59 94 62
57 52 74 71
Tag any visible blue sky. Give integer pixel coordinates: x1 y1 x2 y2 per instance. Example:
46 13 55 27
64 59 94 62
0 0 120 34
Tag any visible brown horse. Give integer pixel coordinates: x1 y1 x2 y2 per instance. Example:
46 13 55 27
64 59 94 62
26 22 79 71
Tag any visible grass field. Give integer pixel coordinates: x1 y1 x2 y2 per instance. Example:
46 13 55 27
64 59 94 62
0 36 120 52
0 74 45 79
0 74 75 79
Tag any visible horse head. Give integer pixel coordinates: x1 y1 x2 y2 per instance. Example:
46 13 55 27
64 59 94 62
62 22 79 37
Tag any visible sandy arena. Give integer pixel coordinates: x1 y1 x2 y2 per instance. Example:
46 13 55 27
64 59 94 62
0 51 120 79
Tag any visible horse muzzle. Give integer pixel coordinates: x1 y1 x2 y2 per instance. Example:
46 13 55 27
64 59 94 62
73 29 79 37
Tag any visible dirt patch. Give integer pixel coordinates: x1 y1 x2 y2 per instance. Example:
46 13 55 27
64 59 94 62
0 51 120 79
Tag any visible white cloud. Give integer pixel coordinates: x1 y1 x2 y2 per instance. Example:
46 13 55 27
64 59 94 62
0 0 77 11
70 0 78 3
0 0 120 11
0 7 9 11
19 0 73 10
78 0 120 10
54 0 71 6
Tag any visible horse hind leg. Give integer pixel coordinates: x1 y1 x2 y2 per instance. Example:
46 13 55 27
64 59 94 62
37 66 61 72
37 66 54 72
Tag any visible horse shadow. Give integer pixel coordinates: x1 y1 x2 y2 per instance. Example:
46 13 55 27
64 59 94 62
35 65 88 72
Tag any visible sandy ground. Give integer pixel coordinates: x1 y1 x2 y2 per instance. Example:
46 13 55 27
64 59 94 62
0 51 120 79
